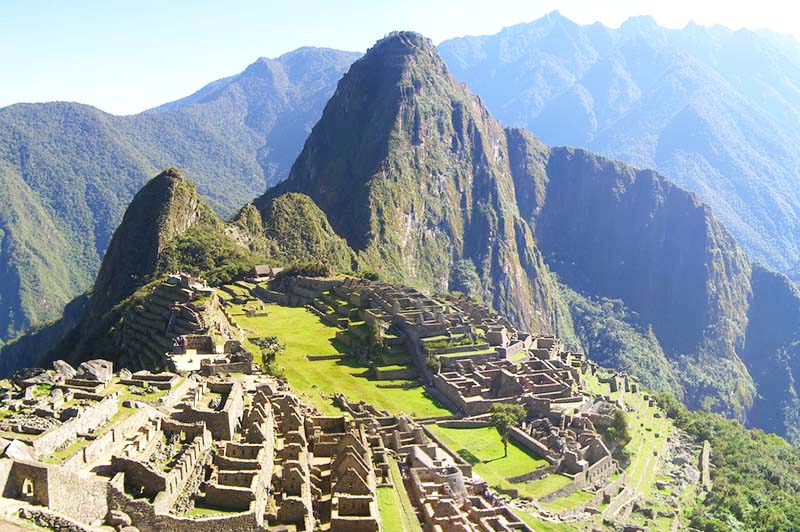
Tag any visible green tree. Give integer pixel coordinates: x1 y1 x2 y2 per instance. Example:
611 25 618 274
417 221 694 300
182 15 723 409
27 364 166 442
253 336 285 373
366 320 384 359
489 403 526 457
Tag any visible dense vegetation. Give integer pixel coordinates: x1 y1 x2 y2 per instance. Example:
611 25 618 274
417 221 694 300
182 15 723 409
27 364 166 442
159 223 266 287
656 393 800 531
258 193 357 273
562 285 683 398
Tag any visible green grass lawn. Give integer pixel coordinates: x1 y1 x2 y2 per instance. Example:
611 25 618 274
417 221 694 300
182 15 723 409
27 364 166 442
378 456 423 532
228 303 449 418
516 510 580 532
540 489 595 513
187 504 243 517
427 425 572 499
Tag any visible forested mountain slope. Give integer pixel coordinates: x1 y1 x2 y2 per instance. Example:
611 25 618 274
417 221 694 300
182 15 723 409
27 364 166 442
259 32 800 440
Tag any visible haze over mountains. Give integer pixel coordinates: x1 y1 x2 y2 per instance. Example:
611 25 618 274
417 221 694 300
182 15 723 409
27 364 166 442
439 11 800 276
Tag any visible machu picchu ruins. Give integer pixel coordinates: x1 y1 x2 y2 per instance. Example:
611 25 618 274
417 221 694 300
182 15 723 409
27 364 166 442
0 271 707 531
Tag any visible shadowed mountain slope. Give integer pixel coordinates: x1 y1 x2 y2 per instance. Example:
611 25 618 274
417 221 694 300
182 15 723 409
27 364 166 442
439 13 800 278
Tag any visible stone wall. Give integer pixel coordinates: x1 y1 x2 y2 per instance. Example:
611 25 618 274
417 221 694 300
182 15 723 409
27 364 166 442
583 454 614 489
3 460 49 507
178 381 244 440
508 427 557 464
47 464 108 524
438 352 501 370
33 395 119 458
701 440 711 490
18 507 95 532
1 460 108 524
253 286 290 306
108 474 264 531
204 484 255 510
63 406 155 470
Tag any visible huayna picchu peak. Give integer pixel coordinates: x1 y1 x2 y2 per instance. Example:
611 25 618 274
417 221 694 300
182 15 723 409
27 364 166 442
255 31 797 440
2 18 800 532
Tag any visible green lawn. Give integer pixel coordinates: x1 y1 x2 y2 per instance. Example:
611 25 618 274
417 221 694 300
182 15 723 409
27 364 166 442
228 303 449 418
516 510 580 531
540 489 595 513
427 425 572 500
378 456 423 532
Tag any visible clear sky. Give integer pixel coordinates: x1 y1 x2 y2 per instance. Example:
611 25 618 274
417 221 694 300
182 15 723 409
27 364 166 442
2 0 798 115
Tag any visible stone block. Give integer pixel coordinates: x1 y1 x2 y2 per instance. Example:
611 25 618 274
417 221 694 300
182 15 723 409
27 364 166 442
77 359 113 383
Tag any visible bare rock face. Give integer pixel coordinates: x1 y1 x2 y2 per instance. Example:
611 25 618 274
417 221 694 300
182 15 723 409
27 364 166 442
119 368 132 380
53 359 77 379
107 510 132 527
3 439 34 461
77 359 113 383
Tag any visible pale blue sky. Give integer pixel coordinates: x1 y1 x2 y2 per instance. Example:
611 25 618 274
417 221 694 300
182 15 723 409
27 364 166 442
2 0 798 114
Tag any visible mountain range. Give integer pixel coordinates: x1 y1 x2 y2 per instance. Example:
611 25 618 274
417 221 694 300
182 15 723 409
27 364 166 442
5 30 800 445
439 11 800 277
0 47 358 342
7 13 800 352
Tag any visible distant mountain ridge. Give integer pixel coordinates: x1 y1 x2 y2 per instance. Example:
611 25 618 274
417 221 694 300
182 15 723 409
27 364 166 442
0 47 358 342
439 12 800 278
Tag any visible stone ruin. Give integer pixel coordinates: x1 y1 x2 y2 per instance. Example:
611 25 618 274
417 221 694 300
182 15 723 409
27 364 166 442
169 335 256 376
335 394 534 532
271 276 617 497
0 357 384 532
0 273 674 531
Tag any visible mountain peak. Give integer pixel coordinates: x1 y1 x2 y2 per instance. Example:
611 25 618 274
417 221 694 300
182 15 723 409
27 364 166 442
620 15 660 32
154 166 184 183
371 31 433 53
84 168 206 325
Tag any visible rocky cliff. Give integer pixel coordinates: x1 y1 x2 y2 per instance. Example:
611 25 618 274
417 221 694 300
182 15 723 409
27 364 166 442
258 32 575 338
257 32 800 439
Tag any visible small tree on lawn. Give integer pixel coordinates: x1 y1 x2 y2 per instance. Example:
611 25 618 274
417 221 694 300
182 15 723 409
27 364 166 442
489 403 526 457
253 336 285 374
